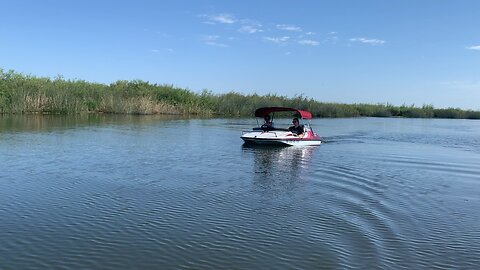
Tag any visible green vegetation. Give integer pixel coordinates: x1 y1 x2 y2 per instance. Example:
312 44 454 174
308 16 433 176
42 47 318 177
1 69 479 119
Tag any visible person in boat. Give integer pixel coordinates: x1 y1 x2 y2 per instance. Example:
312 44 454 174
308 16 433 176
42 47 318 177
288 117 304 138
261 115 274 131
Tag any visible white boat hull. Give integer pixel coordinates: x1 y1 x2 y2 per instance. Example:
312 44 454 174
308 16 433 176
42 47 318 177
241 130 322 146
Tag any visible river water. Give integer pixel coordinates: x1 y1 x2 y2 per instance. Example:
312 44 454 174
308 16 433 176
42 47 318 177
1 115 479 269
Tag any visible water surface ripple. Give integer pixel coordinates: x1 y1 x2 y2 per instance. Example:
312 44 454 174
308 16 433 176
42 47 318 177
1 115 479 269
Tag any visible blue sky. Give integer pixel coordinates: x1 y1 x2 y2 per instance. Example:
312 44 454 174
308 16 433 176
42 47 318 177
1 0 479 109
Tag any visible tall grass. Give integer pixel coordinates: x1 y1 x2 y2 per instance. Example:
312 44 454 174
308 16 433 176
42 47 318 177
1 69 479 119
0 70 210 115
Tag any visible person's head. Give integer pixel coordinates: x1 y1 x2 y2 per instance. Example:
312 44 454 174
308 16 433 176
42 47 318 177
292 118 299 126
264 115 271 122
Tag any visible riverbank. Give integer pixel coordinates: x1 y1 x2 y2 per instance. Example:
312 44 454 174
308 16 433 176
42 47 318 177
1 69 479 119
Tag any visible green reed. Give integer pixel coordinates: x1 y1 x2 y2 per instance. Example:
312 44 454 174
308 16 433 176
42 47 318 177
1 69 479 119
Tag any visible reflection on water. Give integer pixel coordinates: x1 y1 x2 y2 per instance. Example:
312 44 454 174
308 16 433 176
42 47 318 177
0 114 189 133
242 145 316 197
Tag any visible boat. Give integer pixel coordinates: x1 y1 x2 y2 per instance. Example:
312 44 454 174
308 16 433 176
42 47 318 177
241 107 322 146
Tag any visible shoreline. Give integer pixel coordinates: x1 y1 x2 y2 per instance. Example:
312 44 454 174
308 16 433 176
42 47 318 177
1 69 479 119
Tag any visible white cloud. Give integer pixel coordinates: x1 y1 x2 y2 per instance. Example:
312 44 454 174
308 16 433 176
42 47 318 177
298 39 319 46
264 36 291 44
466 45 480 50
203 35 220 41
324 32 339 45
200 13 236 24
350 37 386 45
284 51 292 56
239 25 263 34
205 41 228 47
151 48 174 53
203 35 228 47
276 24 302 32
199 14 264 35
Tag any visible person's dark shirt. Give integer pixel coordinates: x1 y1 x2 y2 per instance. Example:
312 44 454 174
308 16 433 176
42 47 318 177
288 125 304 135
261 121 274 131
